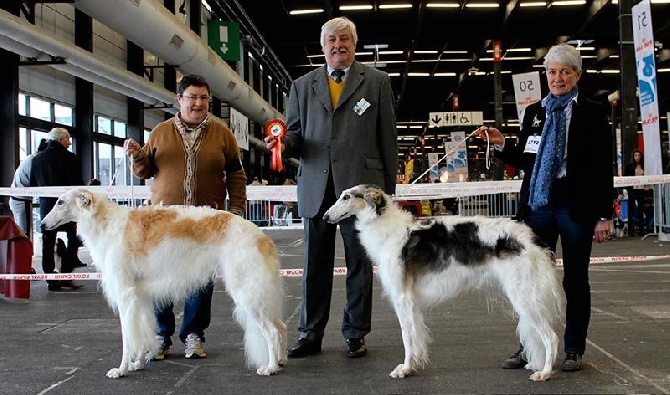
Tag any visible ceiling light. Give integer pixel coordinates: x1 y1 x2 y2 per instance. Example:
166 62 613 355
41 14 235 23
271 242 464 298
434 72 457 76
575 46 595 51
340 4 374 11
363 44 389 49
600 69 620 74
658 68 670 72
551 0 587 5
379 3 413 9
519 1 547 6
464 3 500 8
289 8 324 15
387 72 401 76
360 60 387 66
414 50 439 54
479 56 534 61
486 48 531 53
379 50 404 55
408 72 431 77
426 2 461 8
435 58 472 62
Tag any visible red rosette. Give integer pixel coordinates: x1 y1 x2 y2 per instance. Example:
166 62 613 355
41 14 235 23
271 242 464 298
265 118 287 172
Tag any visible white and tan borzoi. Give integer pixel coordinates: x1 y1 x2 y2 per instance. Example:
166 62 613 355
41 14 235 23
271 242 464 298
41 188 287 378
323 184 564 381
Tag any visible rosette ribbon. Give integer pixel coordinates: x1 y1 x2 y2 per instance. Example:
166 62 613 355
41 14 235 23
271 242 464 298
265 118 287 172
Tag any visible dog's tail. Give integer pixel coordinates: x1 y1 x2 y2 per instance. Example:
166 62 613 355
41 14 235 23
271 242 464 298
232 274 285 369
225 235 286 370
522 246 564 371
497 244 564 371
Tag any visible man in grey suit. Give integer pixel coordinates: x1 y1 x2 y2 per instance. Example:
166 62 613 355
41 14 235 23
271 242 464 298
267 16 397 358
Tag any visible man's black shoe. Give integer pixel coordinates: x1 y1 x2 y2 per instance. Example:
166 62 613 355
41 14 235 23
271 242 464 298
287 338 321 358
345 338 367 358
47 282 62 292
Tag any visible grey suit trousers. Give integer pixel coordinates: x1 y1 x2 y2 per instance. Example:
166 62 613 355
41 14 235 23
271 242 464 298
298 177 374 341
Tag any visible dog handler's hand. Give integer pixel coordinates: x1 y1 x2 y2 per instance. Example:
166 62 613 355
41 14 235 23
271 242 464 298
594 219 612 243
264 135 278 150
473 126 505 145
123 138 140 157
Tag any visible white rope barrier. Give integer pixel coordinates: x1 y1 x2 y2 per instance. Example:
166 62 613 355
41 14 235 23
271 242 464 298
2 254 669 281
2 175 669 202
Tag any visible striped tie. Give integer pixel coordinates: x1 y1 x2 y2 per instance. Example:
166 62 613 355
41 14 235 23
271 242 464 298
331 70 345 83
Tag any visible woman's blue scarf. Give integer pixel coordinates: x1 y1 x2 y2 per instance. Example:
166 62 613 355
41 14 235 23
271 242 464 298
527 87 578 210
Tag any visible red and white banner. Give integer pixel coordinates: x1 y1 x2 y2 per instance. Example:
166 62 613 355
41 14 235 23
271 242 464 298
3 255 669 281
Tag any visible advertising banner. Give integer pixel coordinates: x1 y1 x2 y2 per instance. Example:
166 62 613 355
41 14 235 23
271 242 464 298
445 131 469 182
512 71 542 123
632 0 662 175
230 108 249 151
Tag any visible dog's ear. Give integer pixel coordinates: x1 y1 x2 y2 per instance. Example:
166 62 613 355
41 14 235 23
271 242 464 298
76 191 93 208
363 188 383 208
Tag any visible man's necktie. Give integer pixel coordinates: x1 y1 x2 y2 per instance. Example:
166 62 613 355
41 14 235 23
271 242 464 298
331 70 345 83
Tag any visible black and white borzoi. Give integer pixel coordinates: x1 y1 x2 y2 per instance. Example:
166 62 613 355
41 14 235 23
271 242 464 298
41 188 287 378
323 185 564 381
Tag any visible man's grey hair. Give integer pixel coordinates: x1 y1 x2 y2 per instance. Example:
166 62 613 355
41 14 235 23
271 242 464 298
543 43 582 72
47 127 70 142
320 17 358 47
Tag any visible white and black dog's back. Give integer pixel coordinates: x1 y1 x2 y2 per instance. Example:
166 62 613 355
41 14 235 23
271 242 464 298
323 184 564 381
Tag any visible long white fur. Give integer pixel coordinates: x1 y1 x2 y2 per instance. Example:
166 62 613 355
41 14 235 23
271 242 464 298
323 185 564 381
41 188 287 378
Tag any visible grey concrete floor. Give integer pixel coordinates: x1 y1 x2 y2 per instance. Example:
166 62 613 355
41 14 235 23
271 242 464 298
1 229 669 394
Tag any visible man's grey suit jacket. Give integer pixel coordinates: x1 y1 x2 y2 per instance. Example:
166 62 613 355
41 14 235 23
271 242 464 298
283 61 398 219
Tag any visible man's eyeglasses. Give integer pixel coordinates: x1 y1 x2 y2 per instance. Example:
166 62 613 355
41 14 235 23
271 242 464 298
180 94 211 102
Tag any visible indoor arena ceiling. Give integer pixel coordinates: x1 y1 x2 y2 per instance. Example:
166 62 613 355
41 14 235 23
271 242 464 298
213 0 670 143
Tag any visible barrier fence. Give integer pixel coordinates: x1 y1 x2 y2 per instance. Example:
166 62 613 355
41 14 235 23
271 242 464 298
3 175 670 229
3 175 670 287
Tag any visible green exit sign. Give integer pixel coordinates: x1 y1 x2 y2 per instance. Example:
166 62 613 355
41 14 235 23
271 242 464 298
207 20 240 62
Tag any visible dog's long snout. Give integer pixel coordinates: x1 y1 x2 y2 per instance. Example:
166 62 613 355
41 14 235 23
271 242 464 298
322 207 340 224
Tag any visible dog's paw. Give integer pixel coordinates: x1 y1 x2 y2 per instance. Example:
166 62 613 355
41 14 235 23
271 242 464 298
106 368 126 379
529 371 552 381
389 364 413 379
256 365 280 376
129 358 146 372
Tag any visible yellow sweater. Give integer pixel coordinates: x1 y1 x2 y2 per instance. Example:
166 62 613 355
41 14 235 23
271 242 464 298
328 78 345 109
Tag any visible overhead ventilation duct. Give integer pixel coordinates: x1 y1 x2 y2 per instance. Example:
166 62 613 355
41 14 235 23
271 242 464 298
0 8 176 110
74 0 285 125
